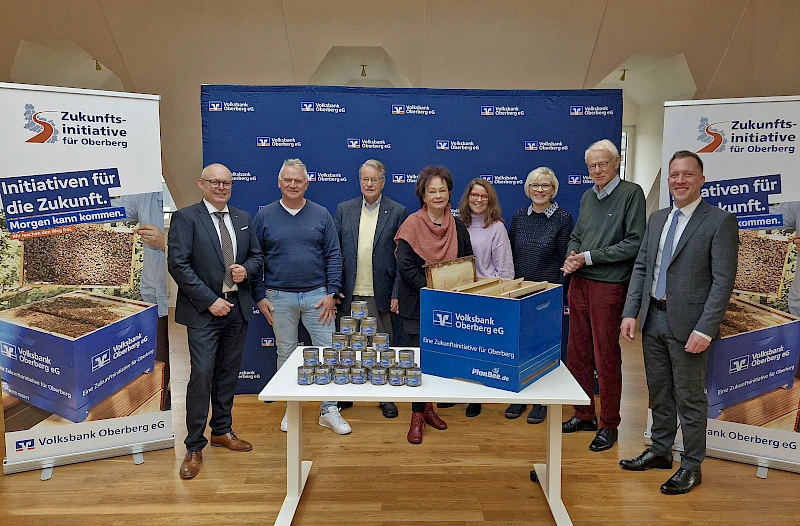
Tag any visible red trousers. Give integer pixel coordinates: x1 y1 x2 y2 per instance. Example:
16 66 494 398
566 274 626 430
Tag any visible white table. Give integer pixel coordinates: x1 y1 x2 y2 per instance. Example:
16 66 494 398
258 347 589 526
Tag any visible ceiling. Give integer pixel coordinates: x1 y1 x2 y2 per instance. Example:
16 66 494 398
0 0 798 208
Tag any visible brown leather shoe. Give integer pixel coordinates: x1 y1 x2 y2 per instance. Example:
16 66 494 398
423 402 447 430
407 412 426 444
179 450 202 479
210 431 253 452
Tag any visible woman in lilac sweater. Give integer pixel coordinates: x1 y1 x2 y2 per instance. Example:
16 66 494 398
449 177 514 417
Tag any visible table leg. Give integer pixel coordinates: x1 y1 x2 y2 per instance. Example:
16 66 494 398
533 404 573 526
275 401 312 526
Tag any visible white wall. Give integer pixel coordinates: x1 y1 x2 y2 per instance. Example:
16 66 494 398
629 102 665 204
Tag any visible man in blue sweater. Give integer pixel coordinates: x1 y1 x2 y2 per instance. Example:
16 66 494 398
252 158 351 435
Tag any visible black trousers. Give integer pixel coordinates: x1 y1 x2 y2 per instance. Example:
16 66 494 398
184 298 248 451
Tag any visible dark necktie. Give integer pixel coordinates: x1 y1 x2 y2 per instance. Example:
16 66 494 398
654 209 682 300
213 211 235 288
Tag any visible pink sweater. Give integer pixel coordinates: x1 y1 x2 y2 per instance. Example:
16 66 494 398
467 215 515 279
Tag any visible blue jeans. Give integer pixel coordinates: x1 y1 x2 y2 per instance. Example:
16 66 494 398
267 286 335 413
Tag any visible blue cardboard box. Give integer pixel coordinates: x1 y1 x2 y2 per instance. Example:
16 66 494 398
706 298 800 418
420 284 562 392
0 291 157 421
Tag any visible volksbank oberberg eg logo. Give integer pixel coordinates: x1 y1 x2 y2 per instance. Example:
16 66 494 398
391 103 435 115
1 341 17 360
568 175 582 185
571 105 614 116
308 171 347 182
348 138 391 150
481 105 524 116
433 310 453 327
208 101 253 112
730 355 749 373
392 173 417 184
301 101 345 113
91 349 111 372
481 174 522 186
15 439 35 452
437 139 479 151
532 140 568 152
261 337 275 346
257 137 302 147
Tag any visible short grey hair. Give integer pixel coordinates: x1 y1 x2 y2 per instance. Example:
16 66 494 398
360 159 386 178
584 139 620 162
524 167 559 199
278 158 308 180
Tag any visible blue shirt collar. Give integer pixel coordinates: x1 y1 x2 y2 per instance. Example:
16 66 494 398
592 175 621 200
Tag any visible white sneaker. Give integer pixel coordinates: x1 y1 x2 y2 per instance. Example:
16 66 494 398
319 406 352 435
280 412 288 432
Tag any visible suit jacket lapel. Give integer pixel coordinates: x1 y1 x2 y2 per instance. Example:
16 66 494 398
349 199 361 250
197 203 225 265
373 198 390 247
671 201 708 263
648 209 669 269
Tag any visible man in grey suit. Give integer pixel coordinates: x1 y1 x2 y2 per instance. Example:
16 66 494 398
619 150 738 494
168 163 263 479
334 159 408 418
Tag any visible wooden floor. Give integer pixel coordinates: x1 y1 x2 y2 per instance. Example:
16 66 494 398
2 313 799 525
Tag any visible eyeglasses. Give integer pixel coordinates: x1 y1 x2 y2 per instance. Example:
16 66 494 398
527 183 552 191
469 192 489 201
360 177 384 184
202 179 232 189
586 160 612 171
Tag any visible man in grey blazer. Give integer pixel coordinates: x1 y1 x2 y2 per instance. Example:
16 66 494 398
619 150 738 494
334 159 408 418
168 163 263 479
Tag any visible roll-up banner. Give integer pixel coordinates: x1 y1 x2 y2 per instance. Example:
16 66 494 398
660 96 800 473
0 82 174 475
201 85 623 393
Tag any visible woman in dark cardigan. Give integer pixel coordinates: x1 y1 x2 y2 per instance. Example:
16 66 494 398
395 165 473 444
505 166 574 424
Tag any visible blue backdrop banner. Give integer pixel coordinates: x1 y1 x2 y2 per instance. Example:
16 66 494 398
200 85 623 393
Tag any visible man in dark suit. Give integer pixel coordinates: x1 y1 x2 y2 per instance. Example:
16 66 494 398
334 159 408 419
619 150 738 494
168 163 263 479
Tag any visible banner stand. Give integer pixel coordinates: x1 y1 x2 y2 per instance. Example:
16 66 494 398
3 436 174 476
644 411 800 477
0 82 175 475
